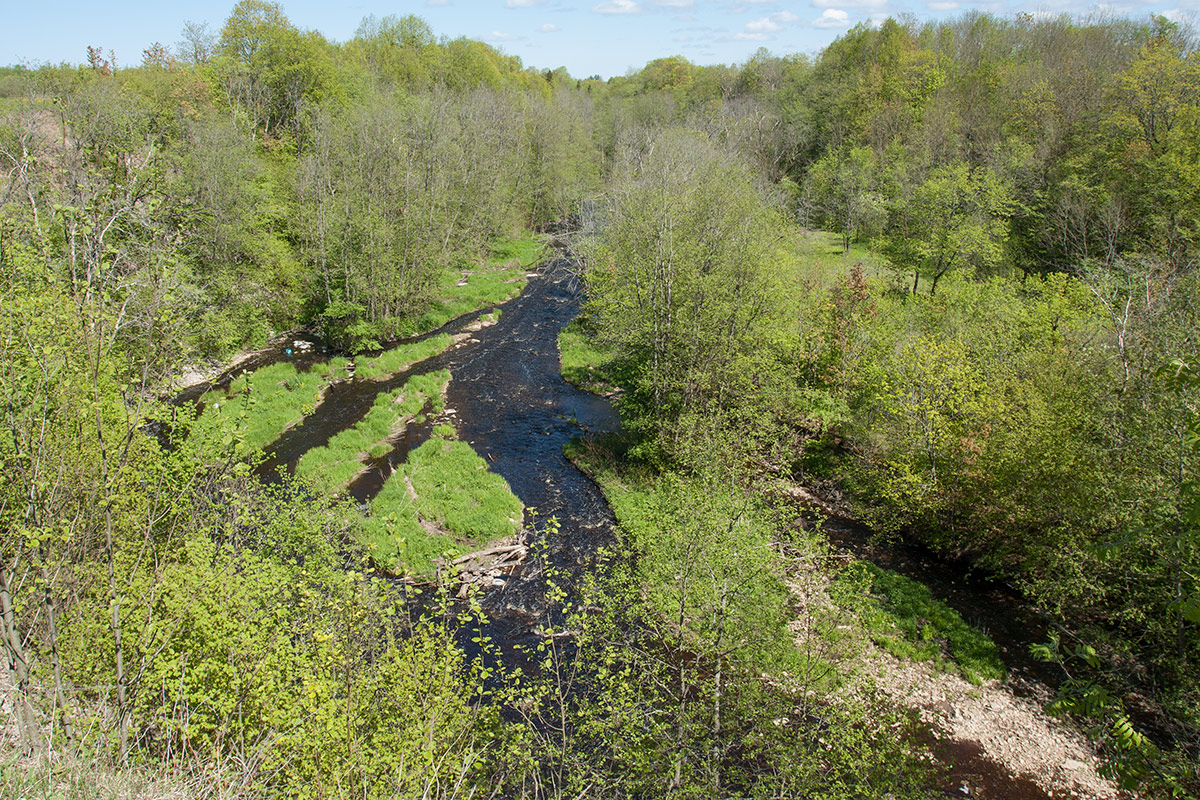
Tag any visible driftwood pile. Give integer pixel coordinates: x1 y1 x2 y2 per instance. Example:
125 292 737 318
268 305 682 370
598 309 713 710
449 537 528 599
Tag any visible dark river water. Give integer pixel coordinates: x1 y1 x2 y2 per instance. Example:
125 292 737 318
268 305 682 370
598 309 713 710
176 249 1103 800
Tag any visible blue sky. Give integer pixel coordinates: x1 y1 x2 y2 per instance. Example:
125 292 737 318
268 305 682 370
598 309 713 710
3 0 1196 79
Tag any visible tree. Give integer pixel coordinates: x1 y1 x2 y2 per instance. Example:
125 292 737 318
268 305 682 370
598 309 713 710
882 163 1012 294
807 146 886 252
584 130 787 463
176 20 216 65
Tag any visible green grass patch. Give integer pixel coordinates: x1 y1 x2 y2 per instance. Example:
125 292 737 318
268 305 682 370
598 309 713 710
355 334 453 382
196 358 350 451
558 317 620 395
789 230 891 284
357 425 523 575
485 231 546 269
296 370 449 496
831 560 1006 685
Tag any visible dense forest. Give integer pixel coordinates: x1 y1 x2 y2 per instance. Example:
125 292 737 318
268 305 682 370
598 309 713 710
1 1 1198 797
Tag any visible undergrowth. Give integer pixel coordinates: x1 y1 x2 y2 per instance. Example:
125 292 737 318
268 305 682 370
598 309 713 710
831 560 1006 685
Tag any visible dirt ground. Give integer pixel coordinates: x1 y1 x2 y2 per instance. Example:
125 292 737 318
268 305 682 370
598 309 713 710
784 562 1122 800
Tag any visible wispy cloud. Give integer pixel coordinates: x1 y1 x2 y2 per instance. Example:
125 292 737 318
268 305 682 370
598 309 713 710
426 0 452 7
732 9 801 39
538 22 561 31
593 0 644 12
813 0 888 9
506 0 547 6
927 0 958 8
654 0 695 7
812 8 852 27
483 30 521 41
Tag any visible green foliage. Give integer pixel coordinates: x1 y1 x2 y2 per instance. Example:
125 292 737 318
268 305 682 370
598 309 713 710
1031 633 1194 796
880 163 1013 294
315 299 378 353
832 561 1006 684
807 146 887 253
583 130 795 467
528 453 934 798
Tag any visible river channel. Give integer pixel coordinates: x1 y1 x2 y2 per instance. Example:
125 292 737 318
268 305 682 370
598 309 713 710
180 247 1098 799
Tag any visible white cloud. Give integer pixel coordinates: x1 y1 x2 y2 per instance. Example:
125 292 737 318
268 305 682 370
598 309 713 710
654 0 695 6
812 8 851 27
426 0 452 6
483 30 520 41
746 16 782 32
506 0 546 6
593 0 644 12
730 8 803 39
927 0 958 8
538 22 561 31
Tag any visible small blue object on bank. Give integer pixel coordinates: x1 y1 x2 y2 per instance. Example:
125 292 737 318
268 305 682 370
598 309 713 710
286 348 292 355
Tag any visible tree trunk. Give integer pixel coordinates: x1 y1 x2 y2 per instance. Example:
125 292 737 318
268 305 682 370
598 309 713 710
41 561 71 747
105 508 129 763
0 555 40 755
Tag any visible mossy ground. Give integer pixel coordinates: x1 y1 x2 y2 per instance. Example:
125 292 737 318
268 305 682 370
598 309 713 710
831 560 1006 685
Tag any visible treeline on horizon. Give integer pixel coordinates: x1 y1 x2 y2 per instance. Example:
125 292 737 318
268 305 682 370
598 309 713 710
1 1 1198 797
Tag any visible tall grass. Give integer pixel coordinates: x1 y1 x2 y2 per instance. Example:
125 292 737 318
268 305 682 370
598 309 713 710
195 359 346 451
358 425 523 575
486 231 546 268
355 334 453 382
296 370 450 495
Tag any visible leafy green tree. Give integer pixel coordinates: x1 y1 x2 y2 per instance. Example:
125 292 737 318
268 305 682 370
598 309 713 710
807 146 886 252
584 131 788 463
882 163 1012 294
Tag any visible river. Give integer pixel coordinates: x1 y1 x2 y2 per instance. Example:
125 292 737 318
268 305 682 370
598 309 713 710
178 246 1096 799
